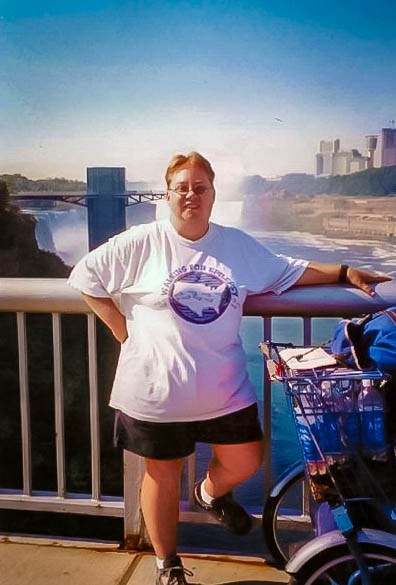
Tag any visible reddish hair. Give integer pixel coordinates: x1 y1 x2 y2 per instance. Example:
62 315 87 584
165 151 215 187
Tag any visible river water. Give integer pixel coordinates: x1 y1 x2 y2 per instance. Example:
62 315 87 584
30 201 396 553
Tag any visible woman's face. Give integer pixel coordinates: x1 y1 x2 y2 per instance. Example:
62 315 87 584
166 165 215 226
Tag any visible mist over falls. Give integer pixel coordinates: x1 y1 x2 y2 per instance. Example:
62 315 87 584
32 200 245 265
33 207 88 265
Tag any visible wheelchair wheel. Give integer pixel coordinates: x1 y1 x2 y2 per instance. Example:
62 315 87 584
263 464 315 568
288 541 396 584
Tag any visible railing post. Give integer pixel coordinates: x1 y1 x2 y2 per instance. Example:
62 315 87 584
123 450 149 549
17 312 32 496
303 317 312 346
52 313 66 497
263 317 272 499
87 313 101 501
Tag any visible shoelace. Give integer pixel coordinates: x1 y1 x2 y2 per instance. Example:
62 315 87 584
159 565 194 585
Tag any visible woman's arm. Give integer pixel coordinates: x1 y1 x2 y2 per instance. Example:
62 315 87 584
295 262 392 296
82 294 128 343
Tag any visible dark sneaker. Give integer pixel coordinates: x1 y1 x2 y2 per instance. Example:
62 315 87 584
155 555 193 585
193 478 252 535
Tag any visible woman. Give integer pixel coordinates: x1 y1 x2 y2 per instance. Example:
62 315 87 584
68 152 390 585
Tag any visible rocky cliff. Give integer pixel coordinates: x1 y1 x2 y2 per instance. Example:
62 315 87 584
0 180 71 277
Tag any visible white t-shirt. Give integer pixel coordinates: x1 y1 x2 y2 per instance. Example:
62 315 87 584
68 219 308 422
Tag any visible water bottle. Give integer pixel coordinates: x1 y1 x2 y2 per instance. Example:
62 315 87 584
340 381 360 453
358 379 386 456
319 380 343 454
296 396 320 463
320 412 343 453
295 394 331 501
344 402 361 452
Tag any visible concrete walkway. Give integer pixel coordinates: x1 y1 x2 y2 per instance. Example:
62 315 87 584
0 537 290 585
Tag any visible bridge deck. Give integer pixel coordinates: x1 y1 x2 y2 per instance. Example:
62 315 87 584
0 539 289 584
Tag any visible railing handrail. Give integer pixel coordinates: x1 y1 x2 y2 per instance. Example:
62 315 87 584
1 277 396 316
1 277 396 548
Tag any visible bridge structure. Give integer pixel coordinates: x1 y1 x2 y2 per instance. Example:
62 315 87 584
12 167 166 250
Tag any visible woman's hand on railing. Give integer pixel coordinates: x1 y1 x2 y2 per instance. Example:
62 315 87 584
345 267 392 297
295 261 392 297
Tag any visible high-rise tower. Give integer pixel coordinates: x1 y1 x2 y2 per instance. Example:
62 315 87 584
381 128 396 167
365 135 378 169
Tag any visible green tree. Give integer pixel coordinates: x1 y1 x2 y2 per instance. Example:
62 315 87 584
0 180 11 212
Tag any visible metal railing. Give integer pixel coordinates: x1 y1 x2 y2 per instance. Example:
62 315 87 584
1 278 395 548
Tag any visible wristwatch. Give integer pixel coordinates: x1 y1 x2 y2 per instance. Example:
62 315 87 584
338 264 349 283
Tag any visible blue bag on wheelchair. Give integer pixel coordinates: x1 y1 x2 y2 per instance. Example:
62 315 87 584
331 306 396 439
331 306 396 375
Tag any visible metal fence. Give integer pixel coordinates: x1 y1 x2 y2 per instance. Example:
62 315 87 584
1 278 395 547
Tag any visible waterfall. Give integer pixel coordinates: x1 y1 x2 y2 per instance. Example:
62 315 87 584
33 212 57 253
28 207 88 265
27 199 245 266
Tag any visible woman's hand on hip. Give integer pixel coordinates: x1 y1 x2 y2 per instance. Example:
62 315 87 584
82 294 128 343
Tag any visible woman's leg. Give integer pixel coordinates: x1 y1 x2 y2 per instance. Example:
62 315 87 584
140 457 185 559
205 441 264 497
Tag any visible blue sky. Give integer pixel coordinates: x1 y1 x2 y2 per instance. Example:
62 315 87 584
1 1 396 186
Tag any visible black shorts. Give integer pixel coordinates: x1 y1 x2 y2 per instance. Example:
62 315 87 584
113 403 263 460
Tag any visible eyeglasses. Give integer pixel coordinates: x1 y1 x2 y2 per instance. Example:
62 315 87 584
168 184 211 197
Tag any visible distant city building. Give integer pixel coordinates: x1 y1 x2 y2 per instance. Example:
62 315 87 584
365 135 378 168
316 139 337 175
319 140 333 153
315 139 368 176
381 128 396 167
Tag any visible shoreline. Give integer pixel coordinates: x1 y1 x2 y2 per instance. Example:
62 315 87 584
323 230 396 243
244 222 396 244
241 193 396 243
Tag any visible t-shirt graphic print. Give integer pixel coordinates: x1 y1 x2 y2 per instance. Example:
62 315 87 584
168 269 235 324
